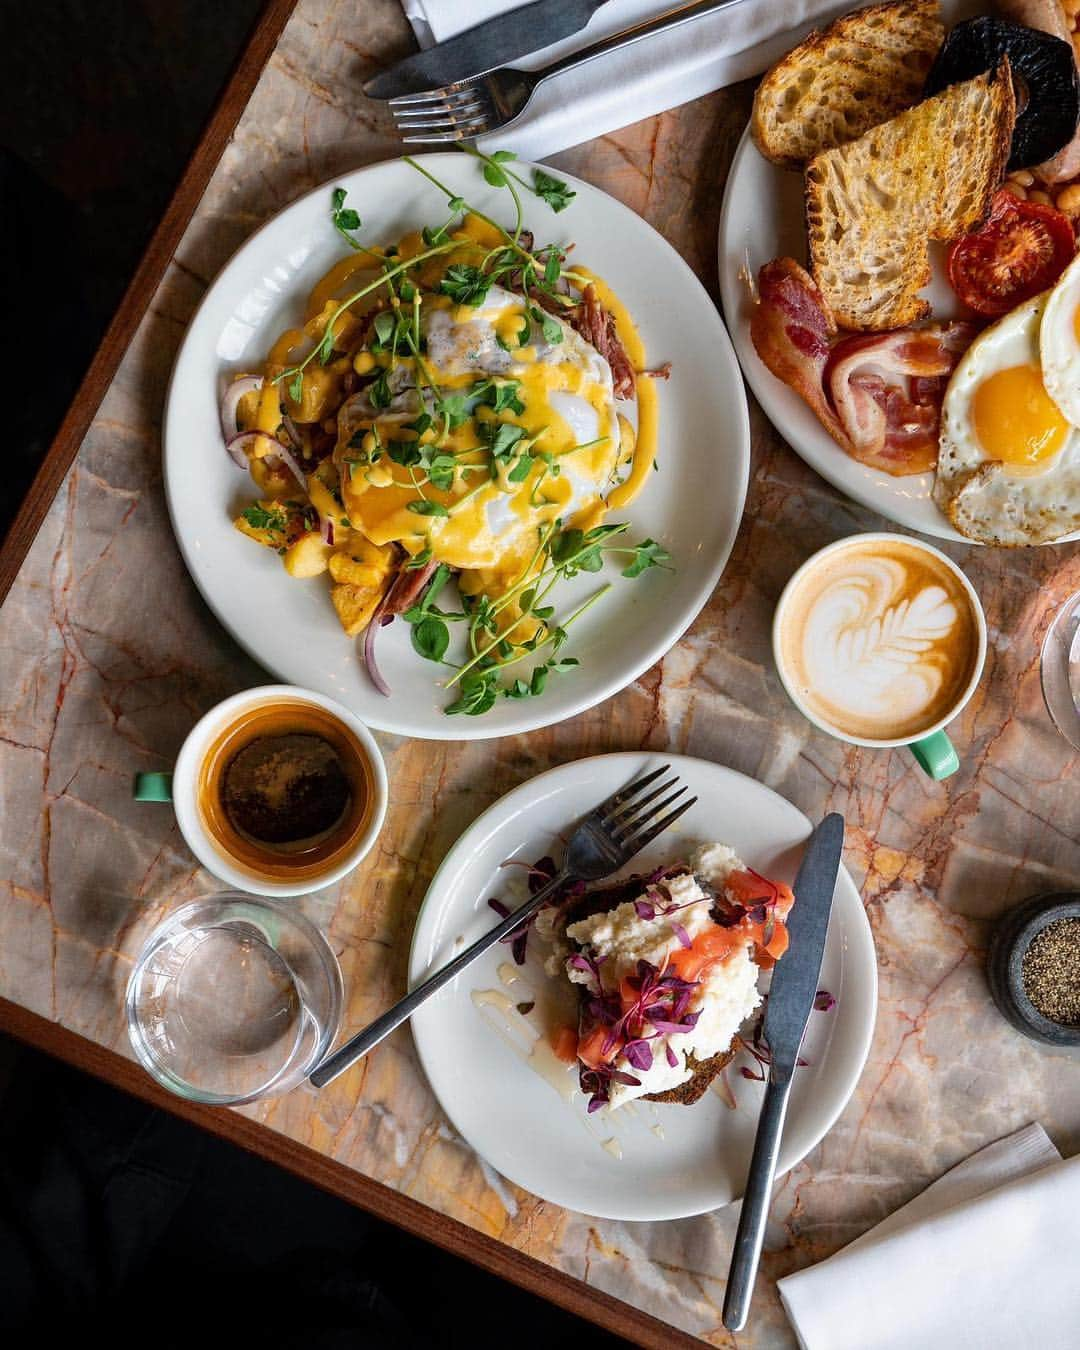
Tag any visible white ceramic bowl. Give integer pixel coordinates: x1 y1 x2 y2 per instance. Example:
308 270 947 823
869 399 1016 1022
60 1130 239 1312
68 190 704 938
172 684 387 897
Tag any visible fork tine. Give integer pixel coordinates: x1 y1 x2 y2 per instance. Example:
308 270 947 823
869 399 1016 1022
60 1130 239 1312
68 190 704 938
393 89 485 116
595 765 670 819
387 88 463 107
622 796 699 858
613 785 690 842
392 104 487 131
605 776 680 827
401 124 491 144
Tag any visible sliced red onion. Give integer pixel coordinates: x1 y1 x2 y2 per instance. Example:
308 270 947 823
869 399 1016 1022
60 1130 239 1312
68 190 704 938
272 440 308 492
220 375 263 442
281 412 303 449
320 514 335 546
361 592 392 698
224 431 263 469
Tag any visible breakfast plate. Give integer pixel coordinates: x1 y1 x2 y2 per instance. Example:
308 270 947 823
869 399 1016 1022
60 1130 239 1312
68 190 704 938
717 0 1080 548
164 154 750 740
409 753 876 1222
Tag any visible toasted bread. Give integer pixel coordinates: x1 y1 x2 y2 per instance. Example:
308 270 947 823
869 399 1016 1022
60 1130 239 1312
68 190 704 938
805 64 1016 330
752 0 945 168
644 1048 736 1104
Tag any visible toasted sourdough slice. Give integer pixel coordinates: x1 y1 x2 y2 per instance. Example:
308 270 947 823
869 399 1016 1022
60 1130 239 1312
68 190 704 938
752 0 945 168
805 63 1016 330
558 868 739 1106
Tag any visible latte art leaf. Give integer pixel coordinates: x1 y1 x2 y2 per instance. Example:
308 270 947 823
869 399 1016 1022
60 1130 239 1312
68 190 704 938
803 561 959 729
836 588 958 686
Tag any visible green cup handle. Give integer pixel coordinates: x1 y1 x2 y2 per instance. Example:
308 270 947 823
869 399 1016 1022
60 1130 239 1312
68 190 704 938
134 771 174 802
909 729 959 780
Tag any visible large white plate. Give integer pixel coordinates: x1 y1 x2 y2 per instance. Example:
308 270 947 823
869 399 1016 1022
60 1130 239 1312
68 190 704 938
409 753 876 1221
717 1 1080 547
164 154 750 739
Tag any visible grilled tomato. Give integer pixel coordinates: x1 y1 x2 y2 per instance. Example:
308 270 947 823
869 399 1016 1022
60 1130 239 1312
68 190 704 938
947 190 1076 317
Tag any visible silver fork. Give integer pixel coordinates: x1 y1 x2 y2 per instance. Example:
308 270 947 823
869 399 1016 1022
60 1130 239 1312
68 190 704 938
308 764 697 1088
388 0 750 143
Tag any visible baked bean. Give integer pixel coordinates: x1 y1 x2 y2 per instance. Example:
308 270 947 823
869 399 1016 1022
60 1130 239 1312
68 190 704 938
1029 189 1053 206
1002 180 1027 200
1064 0 1080 18
1011 169 1035 187
1056 184 1080 216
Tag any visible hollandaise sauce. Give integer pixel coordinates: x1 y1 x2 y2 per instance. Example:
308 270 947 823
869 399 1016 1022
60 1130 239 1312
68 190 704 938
228 173 667 716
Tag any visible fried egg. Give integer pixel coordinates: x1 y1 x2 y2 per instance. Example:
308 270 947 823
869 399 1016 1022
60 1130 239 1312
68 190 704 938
934 293 1080 545
336 285 626 583
1040 251 1080 428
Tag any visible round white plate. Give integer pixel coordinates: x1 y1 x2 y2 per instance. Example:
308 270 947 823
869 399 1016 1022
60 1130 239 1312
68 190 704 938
718 34 1080 548
164 154 750 739
409 753 876 1221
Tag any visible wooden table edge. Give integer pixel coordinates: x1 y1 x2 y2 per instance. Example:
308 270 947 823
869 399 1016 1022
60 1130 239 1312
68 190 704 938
0 997 704 1348
0 0 301 605
0 4 716 1340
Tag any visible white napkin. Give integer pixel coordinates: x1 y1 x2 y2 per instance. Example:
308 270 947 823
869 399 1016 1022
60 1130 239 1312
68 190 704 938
778 1123 1080 1350
400 0 855 160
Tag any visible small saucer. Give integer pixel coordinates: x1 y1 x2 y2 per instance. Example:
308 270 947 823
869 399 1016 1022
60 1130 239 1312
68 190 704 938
987 893 1080 1047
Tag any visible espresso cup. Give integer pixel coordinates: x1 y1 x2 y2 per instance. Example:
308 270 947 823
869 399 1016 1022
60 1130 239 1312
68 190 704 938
134 685 388 896
772 534 987 780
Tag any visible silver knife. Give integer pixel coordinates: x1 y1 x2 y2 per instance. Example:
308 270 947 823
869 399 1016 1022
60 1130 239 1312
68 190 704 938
365 0 612 100
722 813 846 1333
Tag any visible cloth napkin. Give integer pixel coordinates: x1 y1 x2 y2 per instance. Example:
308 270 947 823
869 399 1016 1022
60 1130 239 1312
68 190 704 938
399 0 854 160
778 1123 1080 1350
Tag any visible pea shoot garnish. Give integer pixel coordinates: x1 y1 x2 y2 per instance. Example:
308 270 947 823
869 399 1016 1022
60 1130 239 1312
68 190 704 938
234 147 670 718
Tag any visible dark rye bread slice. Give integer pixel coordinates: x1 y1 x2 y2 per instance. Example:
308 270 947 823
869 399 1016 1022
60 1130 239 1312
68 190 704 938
558 868 740 1106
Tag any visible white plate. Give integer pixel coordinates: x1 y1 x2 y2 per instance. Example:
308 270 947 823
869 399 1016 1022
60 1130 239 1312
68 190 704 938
164 154 750 739
718 18 1080 548
409 753 876 1221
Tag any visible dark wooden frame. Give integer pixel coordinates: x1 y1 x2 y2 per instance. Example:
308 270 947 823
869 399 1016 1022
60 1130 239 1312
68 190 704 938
0 5 704 1340
0 999 700 1349
0 0 298 604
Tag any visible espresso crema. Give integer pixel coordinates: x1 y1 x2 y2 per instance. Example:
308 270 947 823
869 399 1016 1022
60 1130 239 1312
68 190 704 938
777 539 981 742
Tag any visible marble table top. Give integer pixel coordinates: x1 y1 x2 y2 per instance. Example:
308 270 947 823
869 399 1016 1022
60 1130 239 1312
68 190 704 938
2 1 1079 1343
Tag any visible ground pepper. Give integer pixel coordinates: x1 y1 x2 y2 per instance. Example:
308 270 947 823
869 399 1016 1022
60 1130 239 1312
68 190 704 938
1022 918 1080 1025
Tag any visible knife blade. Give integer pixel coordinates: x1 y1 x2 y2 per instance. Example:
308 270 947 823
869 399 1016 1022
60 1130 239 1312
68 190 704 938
365 0 612 100
722 813 846 1333
761 811 845 1072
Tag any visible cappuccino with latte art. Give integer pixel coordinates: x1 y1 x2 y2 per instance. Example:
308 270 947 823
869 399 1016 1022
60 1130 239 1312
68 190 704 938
774 536 985 750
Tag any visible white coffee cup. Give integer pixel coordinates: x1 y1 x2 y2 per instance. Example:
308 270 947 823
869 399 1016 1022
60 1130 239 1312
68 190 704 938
135 685 388 896
772 533 987 780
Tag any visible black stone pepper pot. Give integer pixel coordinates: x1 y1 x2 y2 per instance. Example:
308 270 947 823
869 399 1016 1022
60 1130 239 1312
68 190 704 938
986 892 1080 1048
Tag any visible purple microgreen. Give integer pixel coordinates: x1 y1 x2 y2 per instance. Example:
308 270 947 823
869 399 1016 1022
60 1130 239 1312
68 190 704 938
671 921 692 950
623 1039 654 1072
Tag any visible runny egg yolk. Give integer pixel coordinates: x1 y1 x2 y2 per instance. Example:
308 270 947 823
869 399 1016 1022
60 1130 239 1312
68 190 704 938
972 364 1068 468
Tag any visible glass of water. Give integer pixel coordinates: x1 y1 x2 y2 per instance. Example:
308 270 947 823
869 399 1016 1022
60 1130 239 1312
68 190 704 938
1041 591 1080 751
126 893 343 1104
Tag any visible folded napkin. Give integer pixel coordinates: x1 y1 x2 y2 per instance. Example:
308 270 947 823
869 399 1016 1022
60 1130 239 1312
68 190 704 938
779 1123 1080 1350
400 0 853 160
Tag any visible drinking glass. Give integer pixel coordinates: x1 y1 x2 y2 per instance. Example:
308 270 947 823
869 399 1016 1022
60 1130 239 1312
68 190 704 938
126 893 342 1104
1040 591 1080 751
